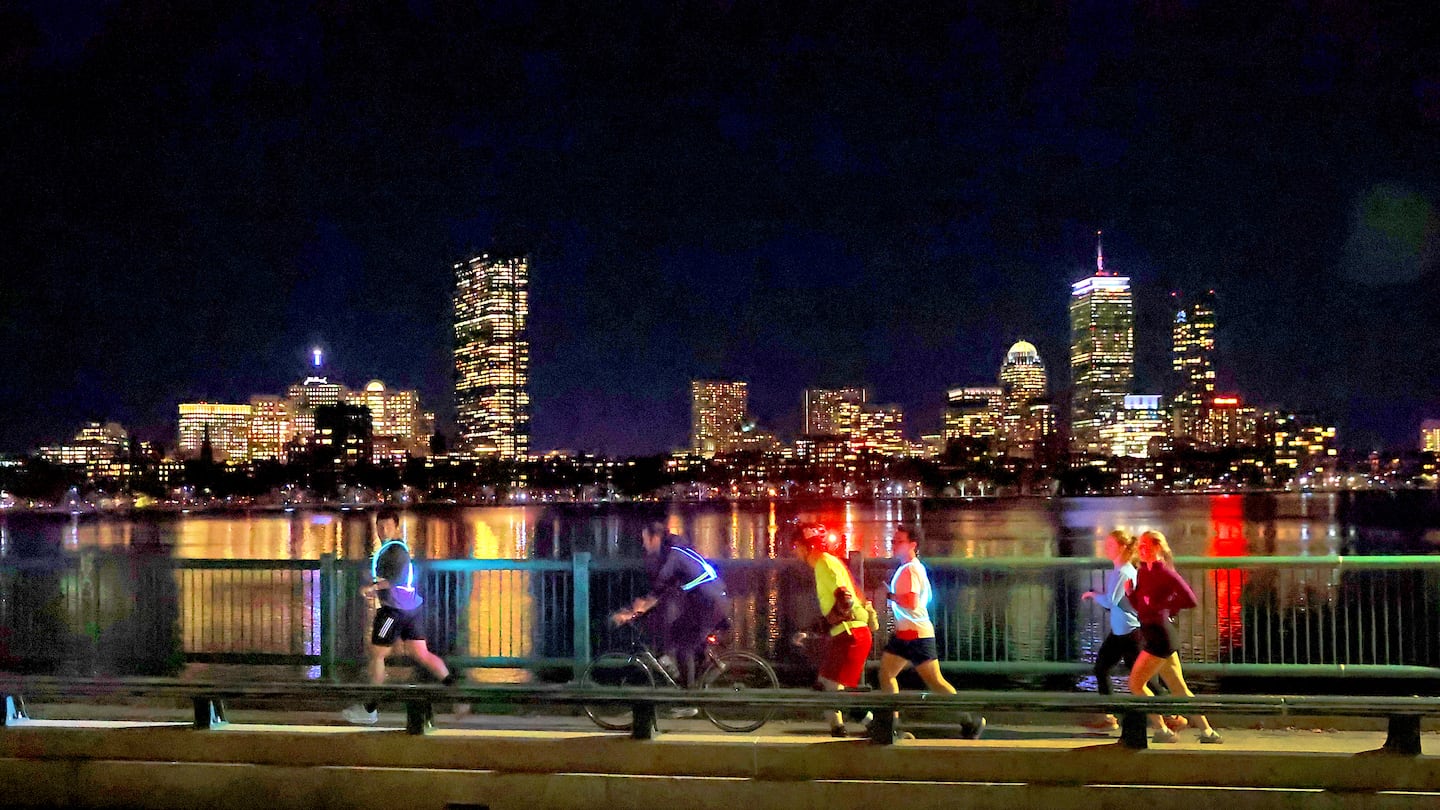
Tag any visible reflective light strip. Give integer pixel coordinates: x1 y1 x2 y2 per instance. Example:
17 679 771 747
371 540 415 590
676 547 717 592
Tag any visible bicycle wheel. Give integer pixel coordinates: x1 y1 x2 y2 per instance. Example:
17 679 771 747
582 652 655 731
700 651 779 732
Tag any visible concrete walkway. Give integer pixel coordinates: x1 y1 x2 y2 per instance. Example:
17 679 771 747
3 702 1439 810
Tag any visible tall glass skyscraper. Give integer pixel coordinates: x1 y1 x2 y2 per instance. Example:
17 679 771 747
690 380 748 458
1170 289 1217 441
454 254 530 460
1069 233 1134 454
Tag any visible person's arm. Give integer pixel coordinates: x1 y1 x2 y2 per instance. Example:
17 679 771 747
888 567 920 611
1161 567 1197 612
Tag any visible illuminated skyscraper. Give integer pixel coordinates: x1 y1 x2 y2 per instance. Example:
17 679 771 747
690 380 748 457
1070 232 1135 454
1171 290 1217 441
347 380 424 461
998 340 1048 457
248 396 291 461
454 254 531 460
803 388 868 435
177 403 252 462
944 386 1000 443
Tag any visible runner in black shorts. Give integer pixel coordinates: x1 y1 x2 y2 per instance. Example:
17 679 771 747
343 509 456 725
877 527 983 740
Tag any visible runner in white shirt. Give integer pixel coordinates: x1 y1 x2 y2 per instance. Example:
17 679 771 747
878 526 983 740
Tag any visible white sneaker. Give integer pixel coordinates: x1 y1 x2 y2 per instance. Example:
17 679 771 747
342 704 378 725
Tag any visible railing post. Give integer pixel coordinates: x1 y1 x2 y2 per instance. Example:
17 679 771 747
572 552 592 683
1383 714 1421 755
1119 710 1149 749
320 554 339 682
192 696 227 730
405 699 433 735
630 701 658 740
1 695 26 726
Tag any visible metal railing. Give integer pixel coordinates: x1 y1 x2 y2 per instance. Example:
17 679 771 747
1 553 1438 682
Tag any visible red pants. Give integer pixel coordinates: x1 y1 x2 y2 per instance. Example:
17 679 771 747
818 626 871 687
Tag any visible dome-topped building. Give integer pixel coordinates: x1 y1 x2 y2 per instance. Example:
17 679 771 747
998 340 1050 458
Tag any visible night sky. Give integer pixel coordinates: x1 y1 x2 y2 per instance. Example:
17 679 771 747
2 1 1438 455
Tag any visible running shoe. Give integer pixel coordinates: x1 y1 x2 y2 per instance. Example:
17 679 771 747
342 704 378 725
1151 726 1178 743
1198 729 1224 744
1083 713 1119 730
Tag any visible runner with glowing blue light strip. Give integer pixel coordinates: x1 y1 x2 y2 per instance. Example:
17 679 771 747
343 508 457 726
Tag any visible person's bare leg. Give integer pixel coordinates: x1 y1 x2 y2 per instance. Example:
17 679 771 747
1158 653 1214 734
1128 652 1170 731
913 659 956 695
403 639 450 681
367 643 391 685
818 676 845 729
879 652 908 728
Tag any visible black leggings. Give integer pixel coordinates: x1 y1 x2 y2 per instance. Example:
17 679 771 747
1093 629 1142 695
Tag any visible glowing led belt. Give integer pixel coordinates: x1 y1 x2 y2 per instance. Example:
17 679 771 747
372 540 415 594
675 546 718 592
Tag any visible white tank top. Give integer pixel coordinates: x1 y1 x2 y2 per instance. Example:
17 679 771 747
889 558 935 638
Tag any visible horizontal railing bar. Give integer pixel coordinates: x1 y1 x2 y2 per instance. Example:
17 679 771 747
4 678 1438 716
422 560 572 573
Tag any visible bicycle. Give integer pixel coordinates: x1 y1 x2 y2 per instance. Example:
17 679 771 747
581 619 780 733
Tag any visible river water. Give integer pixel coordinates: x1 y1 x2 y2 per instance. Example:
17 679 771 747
2 492 1433 562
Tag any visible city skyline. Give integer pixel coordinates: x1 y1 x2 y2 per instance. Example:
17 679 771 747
1 3 1437 455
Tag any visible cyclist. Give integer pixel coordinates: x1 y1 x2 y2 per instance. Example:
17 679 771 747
792 521 877 737
611 522 731 691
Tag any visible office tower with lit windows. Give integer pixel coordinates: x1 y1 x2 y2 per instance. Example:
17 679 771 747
1204 395 1260 448
314 404 373 466
38 422 129 466
1070 233 1135 454
285 350 347 444
944 386 1001 444
177 403 252 462
849 403 906 456
1097 395 1169 458
998 340 1049 458
347 380 423 461
248 396 291 462
454 254 531 459
1171 289 1217 441
690 380 749 457
1424 420 1440 453
803 388 868 435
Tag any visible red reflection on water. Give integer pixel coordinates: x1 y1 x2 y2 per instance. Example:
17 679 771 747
1208 495 1249 649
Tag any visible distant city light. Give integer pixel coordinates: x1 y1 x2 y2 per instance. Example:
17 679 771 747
312 347 323 368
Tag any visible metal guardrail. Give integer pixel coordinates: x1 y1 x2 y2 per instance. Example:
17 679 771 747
1 676 1436 752
1 554 1438 683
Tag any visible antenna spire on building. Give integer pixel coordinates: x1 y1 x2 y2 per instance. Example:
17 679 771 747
1096 230 1105 276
